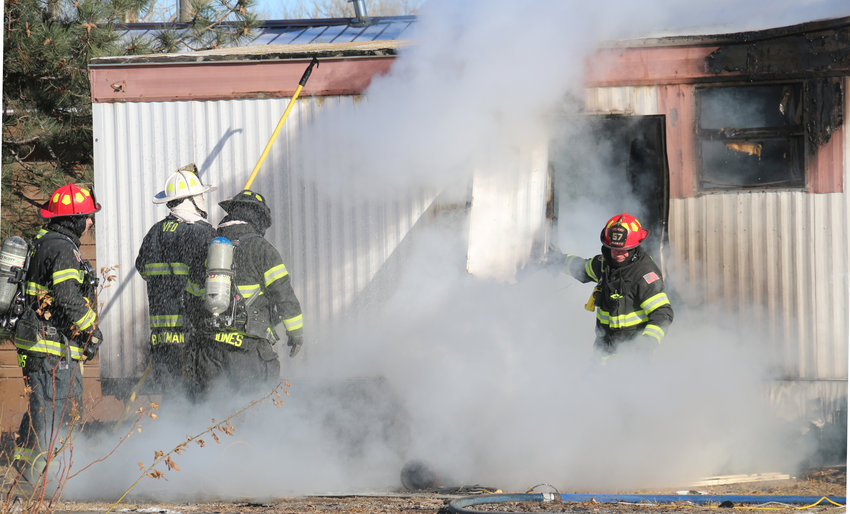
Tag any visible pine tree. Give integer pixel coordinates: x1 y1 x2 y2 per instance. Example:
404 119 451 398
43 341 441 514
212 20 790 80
2 0 259 240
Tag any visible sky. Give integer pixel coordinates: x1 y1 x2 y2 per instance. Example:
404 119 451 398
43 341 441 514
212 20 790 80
253 0 300 19
62 0 848 502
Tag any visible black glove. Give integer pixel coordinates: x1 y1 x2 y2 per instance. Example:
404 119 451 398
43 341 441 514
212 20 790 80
82 327 103 361
287 332 303 358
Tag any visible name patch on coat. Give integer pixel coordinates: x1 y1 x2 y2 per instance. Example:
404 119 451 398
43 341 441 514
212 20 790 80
643 272 659 284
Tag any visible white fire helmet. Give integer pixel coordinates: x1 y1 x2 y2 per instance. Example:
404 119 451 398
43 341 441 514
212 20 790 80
153 164 216 204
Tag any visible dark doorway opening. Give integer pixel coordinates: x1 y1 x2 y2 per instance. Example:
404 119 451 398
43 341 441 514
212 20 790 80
547 114 670 264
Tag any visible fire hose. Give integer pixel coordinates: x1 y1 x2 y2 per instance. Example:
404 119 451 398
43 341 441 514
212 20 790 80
446 493 846 513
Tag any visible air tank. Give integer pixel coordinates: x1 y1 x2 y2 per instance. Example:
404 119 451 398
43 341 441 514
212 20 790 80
0 236 28 315
205 237 234 316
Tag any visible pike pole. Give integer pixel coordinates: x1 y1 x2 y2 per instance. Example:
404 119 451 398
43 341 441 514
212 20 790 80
112 362 151 431
243 56 319 190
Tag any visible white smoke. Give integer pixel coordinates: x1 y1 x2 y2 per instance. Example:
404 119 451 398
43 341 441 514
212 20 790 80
66 0 846 500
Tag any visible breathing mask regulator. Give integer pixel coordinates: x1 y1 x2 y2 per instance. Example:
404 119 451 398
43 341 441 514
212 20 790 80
81 259 99 297
0 236 30 331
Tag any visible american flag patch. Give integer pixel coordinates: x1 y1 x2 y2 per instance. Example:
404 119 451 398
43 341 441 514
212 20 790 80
643 272 659 284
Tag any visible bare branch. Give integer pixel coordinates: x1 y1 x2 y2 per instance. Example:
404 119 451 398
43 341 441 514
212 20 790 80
4 135 41 147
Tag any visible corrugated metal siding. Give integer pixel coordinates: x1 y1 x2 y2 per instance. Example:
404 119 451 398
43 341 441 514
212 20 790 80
467 144 549 281
584 86 658 115
668 192 849 379
93 95 434 380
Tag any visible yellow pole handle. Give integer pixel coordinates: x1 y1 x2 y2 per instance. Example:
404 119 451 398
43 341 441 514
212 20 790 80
243 84 304 190
112 360 152 432
243 57 319 191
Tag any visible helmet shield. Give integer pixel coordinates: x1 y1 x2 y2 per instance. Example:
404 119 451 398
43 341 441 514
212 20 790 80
605 225 631 248
40 184 101 218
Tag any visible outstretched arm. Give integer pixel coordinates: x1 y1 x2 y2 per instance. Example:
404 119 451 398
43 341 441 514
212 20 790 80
562 254 603 284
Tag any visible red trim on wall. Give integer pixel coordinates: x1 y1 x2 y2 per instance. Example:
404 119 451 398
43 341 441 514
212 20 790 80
89 57 395 103
809 125 844 193
588 45 845 196
657 84 696 199
585 46 719 87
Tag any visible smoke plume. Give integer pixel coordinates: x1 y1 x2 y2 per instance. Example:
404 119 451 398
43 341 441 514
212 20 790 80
66 0 847 500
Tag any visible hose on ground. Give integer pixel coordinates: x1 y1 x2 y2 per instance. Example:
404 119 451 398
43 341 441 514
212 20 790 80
446 492 846 514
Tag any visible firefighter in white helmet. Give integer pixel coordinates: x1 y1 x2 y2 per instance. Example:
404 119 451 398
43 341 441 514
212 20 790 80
135 164 216 399
195 189 303 396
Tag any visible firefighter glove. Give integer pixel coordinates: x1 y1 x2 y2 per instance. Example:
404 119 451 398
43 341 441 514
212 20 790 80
83 327 103 361
541 244 563 268
287 332 303 358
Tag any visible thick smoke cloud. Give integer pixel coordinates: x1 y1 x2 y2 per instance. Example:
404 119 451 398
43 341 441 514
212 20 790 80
66 0 846 500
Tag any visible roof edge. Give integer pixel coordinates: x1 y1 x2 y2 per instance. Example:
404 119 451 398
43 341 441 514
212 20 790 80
90 40 407 66
115 15 417 30
599 15 850 48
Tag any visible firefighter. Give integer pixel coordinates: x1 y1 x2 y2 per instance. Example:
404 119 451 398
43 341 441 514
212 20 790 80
135 164 217 398
196 189 303 395
12 184 103 487
555 213 673 355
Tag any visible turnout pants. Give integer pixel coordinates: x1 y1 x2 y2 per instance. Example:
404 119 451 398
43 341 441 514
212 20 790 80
194 336 280 398
14 354 83 483
150 343 194 397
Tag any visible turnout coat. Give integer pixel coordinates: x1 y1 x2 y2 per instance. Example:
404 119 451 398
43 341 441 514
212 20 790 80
565 246 673 352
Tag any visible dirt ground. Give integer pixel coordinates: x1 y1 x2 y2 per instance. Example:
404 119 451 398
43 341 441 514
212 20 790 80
13 465 841 513
2 429 845 513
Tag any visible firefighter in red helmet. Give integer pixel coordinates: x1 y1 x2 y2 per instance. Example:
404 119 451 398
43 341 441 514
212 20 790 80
554 213 673 355
13 184 103 488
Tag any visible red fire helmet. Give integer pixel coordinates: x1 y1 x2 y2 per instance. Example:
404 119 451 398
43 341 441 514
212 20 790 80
600 212 647 250
40 184 102 218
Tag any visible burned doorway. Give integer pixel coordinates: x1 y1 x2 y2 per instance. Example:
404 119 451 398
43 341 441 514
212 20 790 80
547 114 670 264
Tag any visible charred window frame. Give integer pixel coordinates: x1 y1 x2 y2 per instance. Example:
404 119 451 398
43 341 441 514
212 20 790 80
696 83 805 191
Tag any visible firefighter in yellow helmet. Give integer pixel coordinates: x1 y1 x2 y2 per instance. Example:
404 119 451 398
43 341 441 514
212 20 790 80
13 184 103 487
135 164 217 399
195 190 303 396
554 213 673 355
